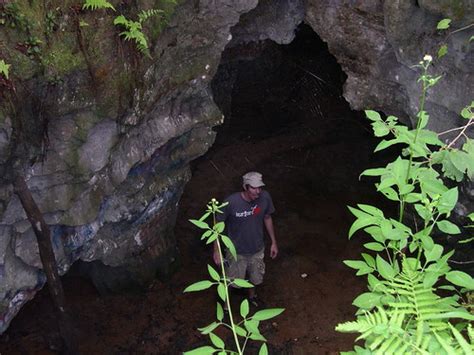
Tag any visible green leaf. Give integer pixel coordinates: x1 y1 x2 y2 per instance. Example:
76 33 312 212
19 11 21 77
344 260 370 271
259 343 268 355
214 222 225 233
361 253 375 268
244 319 260 334
184 280 214 293
208 265 221 281
425 244 443 263
417 110 429 129
234 325 247 337
216 302 224 321
249 332 267 342
357 204 384 217
425 311 474 321
364 242 385 252
380 187 399 201
348 216 376 238
437 18 451 30
233 278 254 288
365 110 381 122
252 308 285 321
446 271 474 290
360 168 387 177
372 121 390 137
209 332 225 349
240 299 249 318
217 283 226 301
198 322 219 335
414 204 430 221
438 187 458 215
221 235 237 260
423 271 439 288
449 323 473 353
352 292 381 310
374 139 401 152
376 255 395 280
201 230 213 240
437 44 448 58
436 220 461 234
189 219 210 230
199 211 211 222
183 346 216 355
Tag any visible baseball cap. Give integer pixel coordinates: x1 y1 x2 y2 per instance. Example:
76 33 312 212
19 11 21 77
242 171 265 188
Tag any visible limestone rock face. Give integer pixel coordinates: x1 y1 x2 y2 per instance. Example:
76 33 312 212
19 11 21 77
0 0 472 333
305 0 474 133
0 0 258 333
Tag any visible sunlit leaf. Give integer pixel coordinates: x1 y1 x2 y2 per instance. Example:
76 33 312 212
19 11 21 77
376 255 395 280
259 343 269 355
365 110 382 122
183 345 216 355
189 219 210 230
437 18 451 30
209 332 225 349
438 187 458 215
364 242 385 252
216 302 224 321
184 280 214 293
425 244 443 263
198 322 219 335
217 283 226 301
208 265 220 281
240 299 249 318
233 278 253 288
446 271 474 290
252 308 285 321
352 292 381 310
221 235 237 260
436 220 461 234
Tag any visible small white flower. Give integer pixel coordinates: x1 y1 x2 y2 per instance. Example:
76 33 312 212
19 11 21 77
423 54 433 62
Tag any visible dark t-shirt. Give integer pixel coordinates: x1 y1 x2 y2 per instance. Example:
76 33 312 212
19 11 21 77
218 190 275 255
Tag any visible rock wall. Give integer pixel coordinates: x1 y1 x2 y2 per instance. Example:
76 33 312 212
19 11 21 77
0 0 472 332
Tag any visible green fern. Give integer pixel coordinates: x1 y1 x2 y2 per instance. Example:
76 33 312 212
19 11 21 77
82 0 116 11
337 261 474 354
113 8 163 56
138 9 164 23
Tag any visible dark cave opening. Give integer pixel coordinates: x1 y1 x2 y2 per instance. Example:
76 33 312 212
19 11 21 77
210 24 353 145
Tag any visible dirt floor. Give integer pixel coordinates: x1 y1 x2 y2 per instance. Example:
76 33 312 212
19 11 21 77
0 98 396 354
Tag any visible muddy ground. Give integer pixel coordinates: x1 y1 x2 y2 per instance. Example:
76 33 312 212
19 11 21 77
0 95 400 355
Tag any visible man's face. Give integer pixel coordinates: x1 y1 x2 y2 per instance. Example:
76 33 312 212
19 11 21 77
247 185 262 201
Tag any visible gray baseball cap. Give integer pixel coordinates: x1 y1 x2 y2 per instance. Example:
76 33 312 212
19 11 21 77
242 171 265 188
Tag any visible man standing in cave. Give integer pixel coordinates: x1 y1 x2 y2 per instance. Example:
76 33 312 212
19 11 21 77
213 171 278 308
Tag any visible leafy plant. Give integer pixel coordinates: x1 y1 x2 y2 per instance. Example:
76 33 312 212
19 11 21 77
82 0 116 11
185 198 284 355
113 9 164 56
336 53 474 354
0 60 10 79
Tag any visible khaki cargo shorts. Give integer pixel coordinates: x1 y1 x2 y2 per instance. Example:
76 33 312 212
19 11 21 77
225 248 265 286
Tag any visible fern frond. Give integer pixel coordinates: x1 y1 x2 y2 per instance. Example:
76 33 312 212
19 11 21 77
138 9 164 23
82 0 116 11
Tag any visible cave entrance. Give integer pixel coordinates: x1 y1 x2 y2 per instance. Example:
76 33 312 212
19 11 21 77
173 24 385 352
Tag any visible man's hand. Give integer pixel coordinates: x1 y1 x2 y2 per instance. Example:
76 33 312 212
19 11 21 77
213 248 222 265
270 243 278 259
